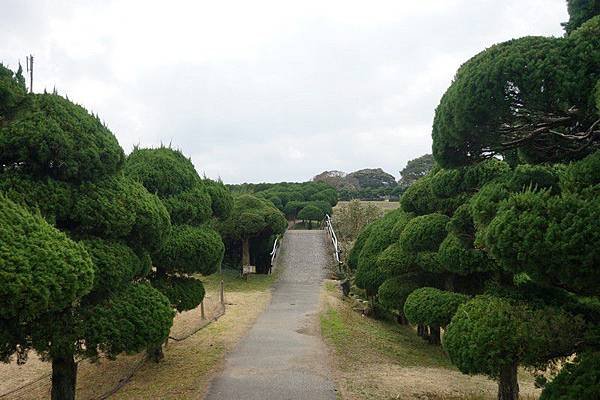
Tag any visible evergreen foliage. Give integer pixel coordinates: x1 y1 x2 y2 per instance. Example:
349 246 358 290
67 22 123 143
297 204 325 222
0 195 94 322
432 17 600 167
124 147 231 329
539 352 600 400
219 194 286 267
355 209 411 296
0 93 125 181
0 74 174 399
444 295 585 379
404 287 470 328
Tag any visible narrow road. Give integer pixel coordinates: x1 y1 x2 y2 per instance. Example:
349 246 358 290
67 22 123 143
205 230 337 400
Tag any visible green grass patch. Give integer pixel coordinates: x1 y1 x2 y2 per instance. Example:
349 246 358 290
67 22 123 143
320 296 454 370
202 269 279 293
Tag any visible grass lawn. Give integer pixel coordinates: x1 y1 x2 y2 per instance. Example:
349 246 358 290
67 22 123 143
320 281 541 400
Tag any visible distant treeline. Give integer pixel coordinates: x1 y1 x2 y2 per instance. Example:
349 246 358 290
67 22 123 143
312 154 435 201
227 181 338 220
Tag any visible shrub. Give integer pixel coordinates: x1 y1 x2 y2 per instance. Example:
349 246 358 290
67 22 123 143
0 194 94 321
403 287 470 328
0 93 124 181
399 213 449 253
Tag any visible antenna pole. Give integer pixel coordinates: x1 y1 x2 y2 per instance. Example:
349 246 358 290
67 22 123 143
26 54 33 93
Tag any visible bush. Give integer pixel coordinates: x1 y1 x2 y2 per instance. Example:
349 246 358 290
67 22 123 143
355 209 411 295
347 222 374 270
378 276 420 312
560 150 600 193
508 164 560 194
0 194 94 320
399 213 449 253
164 184 212 225
151 275 205 312
81 239 150 295
298 204 325 222
204 180 234 219
82 283 175 358
484 190 600 295
153 225 224 275
403 287 470 328
0 93 124 181
438 233 494 275
444 296 584 379
124 147 199 197
0 171 74 225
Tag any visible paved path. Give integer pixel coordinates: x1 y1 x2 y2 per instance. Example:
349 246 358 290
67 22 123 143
205 230 337 400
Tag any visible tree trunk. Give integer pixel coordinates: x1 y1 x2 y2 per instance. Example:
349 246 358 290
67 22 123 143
242 238 250 266
428 325 441 345
445 275 455 291
396 312 408 325
51 354 77 400
498 362 519 400
417 324 426 337
147 345 164 363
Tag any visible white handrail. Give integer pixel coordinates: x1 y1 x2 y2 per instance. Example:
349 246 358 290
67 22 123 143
324 214 342 264
270 236 280 267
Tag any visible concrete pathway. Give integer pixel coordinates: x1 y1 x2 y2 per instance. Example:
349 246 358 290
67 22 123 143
205 230 337 400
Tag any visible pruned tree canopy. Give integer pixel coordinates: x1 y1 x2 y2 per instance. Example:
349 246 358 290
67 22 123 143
0 70 175 399
0 195 94 322
432 16 600 167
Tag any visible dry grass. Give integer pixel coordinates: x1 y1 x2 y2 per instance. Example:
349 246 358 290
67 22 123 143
334 200 400 213
0 270 277 400
320 281 541 400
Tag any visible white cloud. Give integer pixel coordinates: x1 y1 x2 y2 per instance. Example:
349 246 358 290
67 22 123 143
1 0 569 183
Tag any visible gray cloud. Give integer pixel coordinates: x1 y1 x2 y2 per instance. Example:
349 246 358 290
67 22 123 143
1 0 568 183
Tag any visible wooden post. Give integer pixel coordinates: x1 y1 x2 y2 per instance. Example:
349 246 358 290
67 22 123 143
200 301 206 320
220 280 224 305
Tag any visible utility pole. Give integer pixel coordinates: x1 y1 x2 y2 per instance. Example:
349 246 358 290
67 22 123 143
26 54 33 93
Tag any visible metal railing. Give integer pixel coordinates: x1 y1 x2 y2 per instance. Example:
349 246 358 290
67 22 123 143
324 214 342 264
269 236 280 270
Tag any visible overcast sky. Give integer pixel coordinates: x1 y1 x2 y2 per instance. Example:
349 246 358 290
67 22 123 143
1 1 568 183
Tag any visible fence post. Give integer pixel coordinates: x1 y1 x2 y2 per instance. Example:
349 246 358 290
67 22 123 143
220 280 224 305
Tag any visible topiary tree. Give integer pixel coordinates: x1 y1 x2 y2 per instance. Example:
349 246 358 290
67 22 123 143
220 194 287 267
403 287 469 344
124 147 231 360
0 81 174 400
354 209 412 303
297 204 324 229
432 16 600 168
444 296 585 400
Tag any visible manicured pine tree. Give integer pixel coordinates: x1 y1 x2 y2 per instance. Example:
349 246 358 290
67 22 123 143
432 15 599 168
124 147 233 361
0 68 174 400
219 194 287 268
297 204 325 229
